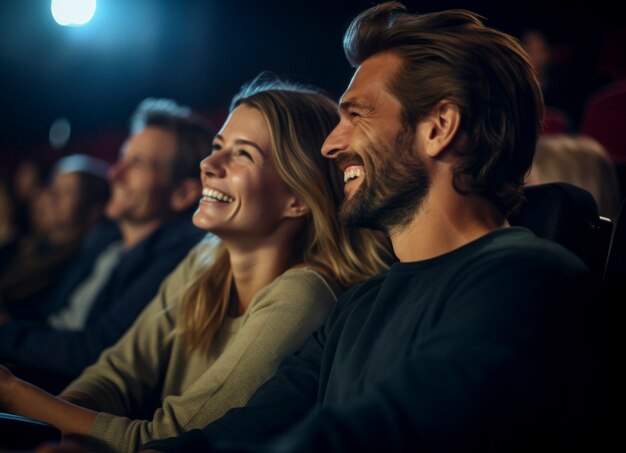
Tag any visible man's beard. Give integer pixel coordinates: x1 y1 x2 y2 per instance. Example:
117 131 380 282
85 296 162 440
339 128 430 233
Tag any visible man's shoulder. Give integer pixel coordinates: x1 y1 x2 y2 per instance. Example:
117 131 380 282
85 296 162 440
81 220 122 251
450 228 592 307
477 227 589 276
335 269 390 307
116 216 205 277
146 215 205 254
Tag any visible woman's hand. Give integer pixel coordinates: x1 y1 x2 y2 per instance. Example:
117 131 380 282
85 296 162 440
0 365 97 436
59 391 100 411
0 363 18 410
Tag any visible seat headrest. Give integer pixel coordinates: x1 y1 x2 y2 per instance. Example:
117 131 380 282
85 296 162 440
510 182 600 265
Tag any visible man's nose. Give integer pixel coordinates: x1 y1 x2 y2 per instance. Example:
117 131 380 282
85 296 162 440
321 121 350 159
108 160 125 182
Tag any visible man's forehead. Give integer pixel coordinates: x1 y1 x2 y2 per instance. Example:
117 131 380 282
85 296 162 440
122 127 175 160
52 171 80 187
118 139 130 158
340 52 402 106
339 64 374 105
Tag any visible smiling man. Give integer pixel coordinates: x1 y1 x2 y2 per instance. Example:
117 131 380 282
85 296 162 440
141 3 601 452
0 99 209 383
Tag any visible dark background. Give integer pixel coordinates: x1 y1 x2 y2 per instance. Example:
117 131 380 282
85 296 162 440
0 0 621 170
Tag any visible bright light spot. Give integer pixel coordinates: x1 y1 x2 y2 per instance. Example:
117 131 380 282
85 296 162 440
51 0 96 27
49 117 72 149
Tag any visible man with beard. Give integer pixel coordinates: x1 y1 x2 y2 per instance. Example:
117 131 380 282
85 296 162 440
136 3 602 452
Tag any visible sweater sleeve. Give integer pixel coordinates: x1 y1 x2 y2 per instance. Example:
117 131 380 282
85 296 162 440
61 246 201 415
141 325 328 453
86 269 336 453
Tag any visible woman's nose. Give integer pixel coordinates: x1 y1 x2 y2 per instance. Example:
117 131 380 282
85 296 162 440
200 153 226 177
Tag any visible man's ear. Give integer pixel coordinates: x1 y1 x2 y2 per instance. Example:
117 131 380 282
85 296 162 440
169 178 202 212
283 195 310 219
418 100 461 158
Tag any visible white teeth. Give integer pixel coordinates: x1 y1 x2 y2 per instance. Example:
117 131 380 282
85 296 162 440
344 167 364 183
202 188 233 203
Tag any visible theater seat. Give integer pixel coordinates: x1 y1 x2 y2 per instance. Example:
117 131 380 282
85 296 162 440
509 183 618 445
541 107 569 135
581 80 626 163
597 198 625 446
604 198 626 295
509 182 613 281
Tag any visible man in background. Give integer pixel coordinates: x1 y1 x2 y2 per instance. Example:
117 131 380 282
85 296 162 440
0 98 211 390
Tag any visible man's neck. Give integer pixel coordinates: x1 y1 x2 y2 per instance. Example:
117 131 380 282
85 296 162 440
119 218 165 250
389 184 507 262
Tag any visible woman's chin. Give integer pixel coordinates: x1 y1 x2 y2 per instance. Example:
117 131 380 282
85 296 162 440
192 211 218 231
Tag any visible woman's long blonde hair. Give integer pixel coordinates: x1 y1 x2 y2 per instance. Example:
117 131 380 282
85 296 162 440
176 75 393 352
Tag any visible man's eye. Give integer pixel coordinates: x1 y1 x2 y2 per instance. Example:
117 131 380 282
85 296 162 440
210 144 221 154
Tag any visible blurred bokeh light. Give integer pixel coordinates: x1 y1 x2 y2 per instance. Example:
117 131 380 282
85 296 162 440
51 0 96 27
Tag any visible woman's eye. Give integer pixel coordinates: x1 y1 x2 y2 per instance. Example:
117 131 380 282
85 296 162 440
210 144 221 155
234 149 253 161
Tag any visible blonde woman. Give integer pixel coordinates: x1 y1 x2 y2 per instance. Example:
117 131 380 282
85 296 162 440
0 77 393 452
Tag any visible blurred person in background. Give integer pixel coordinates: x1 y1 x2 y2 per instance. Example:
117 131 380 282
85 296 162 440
527 134 622 220
0 98 209 390
521 28 583 131
11 158 50 238
0 154 111 310
0 174 18 272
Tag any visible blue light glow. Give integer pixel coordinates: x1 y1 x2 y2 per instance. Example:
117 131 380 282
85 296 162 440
51 0 96 27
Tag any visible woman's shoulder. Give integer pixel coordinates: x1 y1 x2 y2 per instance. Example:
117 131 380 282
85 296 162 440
281 266 338 297
249 266 338 313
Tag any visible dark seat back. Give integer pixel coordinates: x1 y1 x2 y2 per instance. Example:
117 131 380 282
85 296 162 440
605 198 626 286
509 182 613 281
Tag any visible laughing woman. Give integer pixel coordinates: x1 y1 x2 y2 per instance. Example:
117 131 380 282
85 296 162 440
0 76 393 452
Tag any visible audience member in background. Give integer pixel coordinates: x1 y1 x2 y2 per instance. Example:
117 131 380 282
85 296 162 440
0 98 208 387
0 155 111 311
527 134 622 220
0 77 393 453
1 160 49 274
580 78 626 167
521 28 581 131
11 158 50 238
0 174 18 273
130 3 598 452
